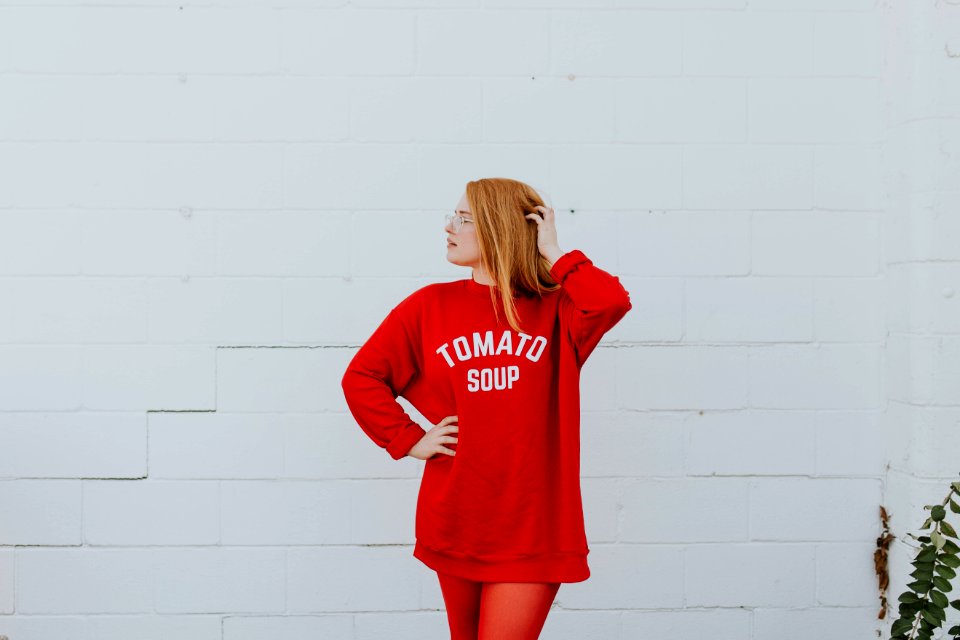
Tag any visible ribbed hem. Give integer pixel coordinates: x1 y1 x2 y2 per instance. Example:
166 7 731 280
413 540 590 584
548 249 591 283
386 423 427 460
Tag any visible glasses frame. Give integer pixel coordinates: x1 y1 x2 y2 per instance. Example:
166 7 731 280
444 211 474 234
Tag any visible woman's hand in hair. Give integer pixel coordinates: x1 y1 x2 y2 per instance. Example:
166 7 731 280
408 415 459 460
525 205 565 264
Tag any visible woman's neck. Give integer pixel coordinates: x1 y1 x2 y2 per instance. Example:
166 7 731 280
471 268 495 286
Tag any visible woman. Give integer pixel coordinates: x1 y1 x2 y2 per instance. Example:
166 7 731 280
341 177 632 639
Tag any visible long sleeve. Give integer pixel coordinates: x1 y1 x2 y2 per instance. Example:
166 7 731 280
549 249 632 368
341 298 427 460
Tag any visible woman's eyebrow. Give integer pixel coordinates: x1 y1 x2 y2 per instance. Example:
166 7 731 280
456 210 473 217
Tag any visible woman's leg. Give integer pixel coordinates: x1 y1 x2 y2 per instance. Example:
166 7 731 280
437 570 483 640
477 582 561 640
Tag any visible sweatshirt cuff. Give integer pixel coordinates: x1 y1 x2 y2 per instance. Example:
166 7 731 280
386 423 427 460
549 249 591 283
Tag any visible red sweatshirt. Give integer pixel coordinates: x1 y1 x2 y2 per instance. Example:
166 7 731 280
340 249 632 583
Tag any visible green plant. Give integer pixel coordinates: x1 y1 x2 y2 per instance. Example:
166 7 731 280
889 478 960 640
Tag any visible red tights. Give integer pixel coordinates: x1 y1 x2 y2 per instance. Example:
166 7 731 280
436 570 561 640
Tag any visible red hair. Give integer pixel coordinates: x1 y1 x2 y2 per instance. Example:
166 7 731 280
464 177 562 333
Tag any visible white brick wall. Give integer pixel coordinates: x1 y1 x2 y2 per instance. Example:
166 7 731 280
0 0 955 638
881 3 960 640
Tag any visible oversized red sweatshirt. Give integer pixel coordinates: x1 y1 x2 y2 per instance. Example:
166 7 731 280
340 249 632 583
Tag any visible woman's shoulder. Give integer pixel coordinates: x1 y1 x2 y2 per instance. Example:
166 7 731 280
390 280 452 313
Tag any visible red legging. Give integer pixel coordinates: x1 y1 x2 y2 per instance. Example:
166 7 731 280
436 570 561 640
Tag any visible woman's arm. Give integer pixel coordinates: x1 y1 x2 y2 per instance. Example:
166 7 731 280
341 302 427 460
549 249 633 368
524 205 632 367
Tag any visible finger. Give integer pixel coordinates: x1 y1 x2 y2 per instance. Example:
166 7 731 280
525 213 543 224
438 446 456 456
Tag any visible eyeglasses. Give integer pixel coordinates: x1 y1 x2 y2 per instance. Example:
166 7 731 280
444 212 474 233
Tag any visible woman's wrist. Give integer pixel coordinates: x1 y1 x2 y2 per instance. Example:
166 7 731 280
543 246 565 266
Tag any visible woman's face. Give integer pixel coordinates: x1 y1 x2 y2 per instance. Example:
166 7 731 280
445 192 480 267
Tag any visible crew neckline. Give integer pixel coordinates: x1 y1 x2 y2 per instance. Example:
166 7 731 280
463 275 524 299
464 275 496 293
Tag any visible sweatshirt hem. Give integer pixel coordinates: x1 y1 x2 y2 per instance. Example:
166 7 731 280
413 540 590 584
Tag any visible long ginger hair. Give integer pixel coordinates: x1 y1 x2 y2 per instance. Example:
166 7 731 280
464 177 562 333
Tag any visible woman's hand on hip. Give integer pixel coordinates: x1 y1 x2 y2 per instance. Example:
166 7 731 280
408 415 459 460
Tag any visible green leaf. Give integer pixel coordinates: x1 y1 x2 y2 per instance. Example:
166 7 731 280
943 539 960 554
912 566 934 580
942 520 958 538
922 518 933 530
899 592 921 604
899 602 922 617
913 556 937 571
892 617 915 635
951 598 960 610
936 564 957 580
918 546 938 562
931 590 949 608
950 499 960 515
932 576 952 592
909 579 933 593
924 601 945 622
